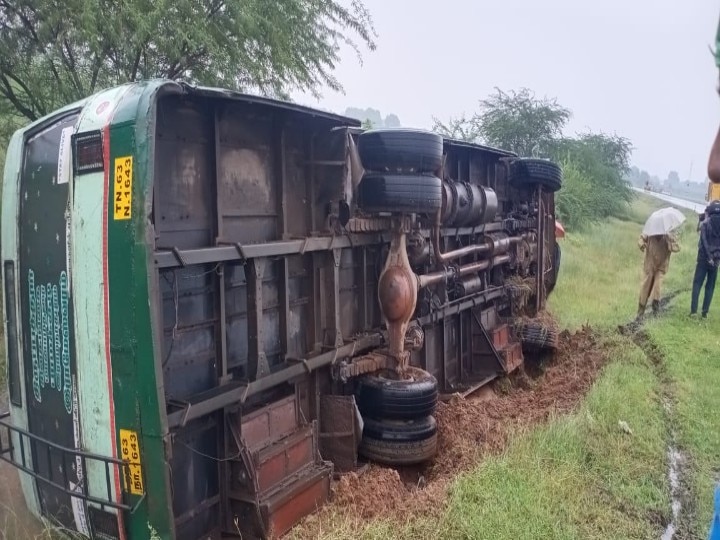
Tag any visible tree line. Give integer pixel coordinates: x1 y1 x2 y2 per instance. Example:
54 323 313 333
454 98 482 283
0 0 378 168
432 88 634 230
0 2 635 233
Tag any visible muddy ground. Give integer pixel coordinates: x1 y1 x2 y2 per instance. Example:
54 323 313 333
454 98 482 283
298 326 607 533
0 326 606 539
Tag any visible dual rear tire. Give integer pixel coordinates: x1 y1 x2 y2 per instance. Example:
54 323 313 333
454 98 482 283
357 129 443 215
354 366 439 466
356 131 564 215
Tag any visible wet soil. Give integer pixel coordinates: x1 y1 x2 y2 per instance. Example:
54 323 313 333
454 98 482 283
301 326 607 529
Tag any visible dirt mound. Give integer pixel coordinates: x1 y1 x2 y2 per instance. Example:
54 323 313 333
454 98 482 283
299 325 606 531
329 466 448 521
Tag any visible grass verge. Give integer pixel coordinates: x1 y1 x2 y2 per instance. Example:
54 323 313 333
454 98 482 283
452 192 720 540
645 294 720 536
445 337 667 540
548 194 676 329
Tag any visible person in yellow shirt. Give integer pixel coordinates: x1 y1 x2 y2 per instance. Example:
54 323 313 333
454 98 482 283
636 232 680 319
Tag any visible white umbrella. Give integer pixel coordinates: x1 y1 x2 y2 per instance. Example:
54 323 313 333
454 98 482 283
642 207 686 236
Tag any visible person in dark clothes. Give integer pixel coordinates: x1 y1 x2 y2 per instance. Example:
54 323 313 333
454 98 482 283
690 200 720 317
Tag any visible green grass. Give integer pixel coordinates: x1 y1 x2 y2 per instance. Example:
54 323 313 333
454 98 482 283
444 340 668 540
615 196 720 535
645 296 720 536
548 194 678 329
445 194 720 540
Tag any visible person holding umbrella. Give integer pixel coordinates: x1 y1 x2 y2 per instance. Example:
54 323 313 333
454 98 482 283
636 207 684 319
690 200 720 318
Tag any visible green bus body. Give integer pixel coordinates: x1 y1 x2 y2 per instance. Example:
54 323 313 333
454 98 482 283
2 79 372 539
2 81 179 538
1 80 558 539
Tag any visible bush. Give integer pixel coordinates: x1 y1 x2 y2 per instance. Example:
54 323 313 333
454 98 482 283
552 133 634 231
556 160 594 230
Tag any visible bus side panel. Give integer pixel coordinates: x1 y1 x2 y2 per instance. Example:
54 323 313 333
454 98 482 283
107 118 175 539
19 113 85 529
71 85 135 539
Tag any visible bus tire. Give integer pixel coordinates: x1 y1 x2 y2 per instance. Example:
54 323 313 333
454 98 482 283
355 366 438 420
516 320 559 351
358 173 442 215
508 158 563 193
359 416 438 465
358 129 444 174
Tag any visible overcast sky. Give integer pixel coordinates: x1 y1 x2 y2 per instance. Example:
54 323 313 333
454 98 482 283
292 0 720 183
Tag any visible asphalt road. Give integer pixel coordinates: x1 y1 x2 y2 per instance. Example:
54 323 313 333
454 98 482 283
634 187 707 214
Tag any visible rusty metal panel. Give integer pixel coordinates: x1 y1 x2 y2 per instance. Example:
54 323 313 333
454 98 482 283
421 324 444 390
459 310 471 382
224 260 284 377
262 465 331 539
338 248 360 338
170 418 221 540
224 263 249 373
283 123 312 238
226 396 331 538
309 129 347 232
286 255 311 358
443 316 459 390
254 425 314 493
318 395 360 473
501 342 524 373
228 464 331 540
465 306 507 385
240 396 298 451
492 324 509 350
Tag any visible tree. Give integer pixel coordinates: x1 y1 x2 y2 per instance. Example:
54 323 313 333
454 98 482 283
552 131 634 222
361 118 374 130
0 0 377 122
477 88 571 156
667 170 680 185
431 88 571 153
345 107 401 128
431 114 481 143
384 113 400 128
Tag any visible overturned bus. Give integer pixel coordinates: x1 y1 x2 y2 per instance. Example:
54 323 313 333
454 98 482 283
0 80 562 539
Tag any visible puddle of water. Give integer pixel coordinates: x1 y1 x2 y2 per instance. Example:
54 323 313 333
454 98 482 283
662 446 684 540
